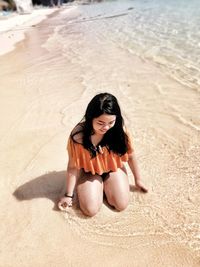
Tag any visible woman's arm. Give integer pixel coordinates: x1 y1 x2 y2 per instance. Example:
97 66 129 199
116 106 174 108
128 152 148 193
65 160 78 196
58 159 78 210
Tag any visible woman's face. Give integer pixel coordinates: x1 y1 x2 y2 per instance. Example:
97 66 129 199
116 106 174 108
92 114 116 135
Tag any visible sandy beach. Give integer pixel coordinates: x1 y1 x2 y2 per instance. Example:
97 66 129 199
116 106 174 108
0 2 200 267
0 6 60 56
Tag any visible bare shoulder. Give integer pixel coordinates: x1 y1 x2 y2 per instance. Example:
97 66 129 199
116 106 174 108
123 126 134 143
71 123 84 144
124 125 133 134
123 125 130 135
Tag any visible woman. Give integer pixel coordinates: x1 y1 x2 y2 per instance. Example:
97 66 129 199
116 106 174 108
58 93 148 216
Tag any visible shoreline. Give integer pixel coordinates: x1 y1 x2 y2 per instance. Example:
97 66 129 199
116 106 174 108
0 5 76 57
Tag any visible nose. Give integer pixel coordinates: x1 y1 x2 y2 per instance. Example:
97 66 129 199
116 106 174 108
102 125 109 131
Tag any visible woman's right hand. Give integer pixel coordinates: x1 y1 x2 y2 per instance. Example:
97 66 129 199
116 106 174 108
58 196 73 211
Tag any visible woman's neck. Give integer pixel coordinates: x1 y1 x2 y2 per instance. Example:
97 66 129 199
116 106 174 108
90 133 104 146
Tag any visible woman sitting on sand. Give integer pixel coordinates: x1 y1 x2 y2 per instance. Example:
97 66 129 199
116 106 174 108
58 92 148 216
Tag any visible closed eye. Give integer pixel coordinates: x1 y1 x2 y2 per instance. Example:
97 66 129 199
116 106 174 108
97 120 116 126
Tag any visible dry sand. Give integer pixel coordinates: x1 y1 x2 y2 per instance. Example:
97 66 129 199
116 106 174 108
0 5 200 267
0 7 58 56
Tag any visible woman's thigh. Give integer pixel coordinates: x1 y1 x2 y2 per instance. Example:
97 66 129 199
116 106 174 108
103 166 130 211
77 171 103 217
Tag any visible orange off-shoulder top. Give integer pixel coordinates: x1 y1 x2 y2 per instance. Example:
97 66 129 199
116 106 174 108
67 131 134 175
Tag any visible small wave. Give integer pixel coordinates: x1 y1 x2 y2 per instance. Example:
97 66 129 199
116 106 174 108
68 12 130 24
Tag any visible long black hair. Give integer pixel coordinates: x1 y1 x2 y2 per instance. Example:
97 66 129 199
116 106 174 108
72 93 129 157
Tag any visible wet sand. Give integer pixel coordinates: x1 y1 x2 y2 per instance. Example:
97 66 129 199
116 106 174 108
0 5 200 267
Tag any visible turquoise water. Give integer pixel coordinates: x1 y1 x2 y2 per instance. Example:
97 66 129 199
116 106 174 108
70 0 200 91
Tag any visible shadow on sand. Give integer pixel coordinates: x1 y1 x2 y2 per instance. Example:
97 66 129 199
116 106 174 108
13 170 139 218
13 171 66 212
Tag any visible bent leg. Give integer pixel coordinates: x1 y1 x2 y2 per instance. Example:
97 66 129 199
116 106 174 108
104 167 130 211
77 171 103 217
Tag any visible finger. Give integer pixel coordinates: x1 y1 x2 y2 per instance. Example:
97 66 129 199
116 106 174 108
140 187 148 193
58 200 73 210
63 203 68 208
58 201 67 210
58 203 65 211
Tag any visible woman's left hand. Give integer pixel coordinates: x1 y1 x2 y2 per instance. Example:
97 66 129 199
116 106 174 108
135 181 148 193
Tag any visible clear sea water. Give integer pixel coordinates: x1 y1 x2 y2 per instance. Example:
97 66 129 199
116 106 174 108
69 0 200 92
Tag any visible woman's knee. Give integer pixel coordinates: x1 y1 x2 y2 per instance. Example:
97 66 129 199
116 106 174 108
115 199 129 211
80 203 101 217
108 196 129 211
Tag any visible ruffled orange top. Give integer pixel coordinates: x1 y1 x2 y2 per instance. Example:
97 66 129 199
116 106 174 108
67 132 134 175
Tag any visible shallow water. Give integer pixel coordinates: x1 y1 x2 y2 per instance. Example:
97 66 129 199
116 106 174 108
73 0 200 92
